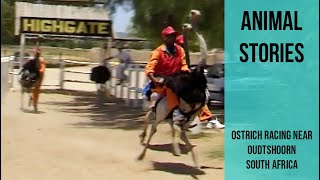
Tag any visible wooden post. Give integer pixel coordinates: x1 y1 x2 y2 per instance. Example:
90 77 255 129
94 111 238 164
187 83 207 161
15 33 26 90
59 52 64 89
100 39 112 95
8 49 13 89
19 34 26 71
126 65 132 106
134 65 139 107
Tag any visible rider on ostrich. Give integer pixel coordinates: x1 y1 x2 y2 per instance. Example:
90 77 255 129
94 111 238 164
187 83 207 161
30 47 46 112
175 10 225 129
145 26 190 122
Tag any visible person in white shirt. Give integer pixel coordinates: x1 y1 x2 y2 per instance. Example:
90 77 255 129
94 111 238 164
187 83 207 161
106 46 132 85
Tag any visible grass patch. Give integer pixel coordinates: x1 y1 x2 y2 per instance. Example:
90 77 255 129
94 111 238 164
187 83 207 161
207 147 224 160
188 132 213 139
41 89 97 96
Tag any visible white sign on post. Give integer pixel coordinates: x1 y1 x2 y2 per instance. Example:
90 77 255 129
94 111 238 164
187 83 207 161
15 2 111 37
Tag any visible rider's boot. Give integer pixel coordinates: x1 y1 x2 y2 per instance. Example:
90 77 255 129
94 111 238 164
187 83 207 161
206 117 225 129
33 104 38 112
28 96 33 107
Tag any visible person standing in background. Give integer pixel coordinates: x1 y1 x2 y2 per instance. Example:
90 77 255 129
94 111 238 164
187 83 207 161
106 45 132 85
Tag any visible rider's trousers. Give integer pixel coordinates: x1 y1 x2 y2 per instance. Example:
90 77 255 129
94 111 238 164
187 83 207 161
199 105 213 122
165 86 180 110
166 87 214 122
151 86 179 111
32 74 43 107
152 86 214 121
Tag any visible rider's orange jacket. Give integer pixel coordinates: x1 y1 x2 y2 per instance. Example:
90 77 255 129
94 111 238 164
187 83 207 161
38 58 46 75
145 44 189 77
31 58 46 107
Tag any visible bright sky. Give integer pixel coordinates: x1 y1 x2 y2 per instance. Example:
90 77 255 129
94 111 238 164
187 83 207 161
112 6 134 33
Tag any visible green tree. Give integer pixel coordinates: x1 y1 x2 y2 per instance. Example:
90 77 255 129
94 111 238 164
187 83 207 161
1 0 224 50
86 0 225 49
1 0 17 44
129 0 224 50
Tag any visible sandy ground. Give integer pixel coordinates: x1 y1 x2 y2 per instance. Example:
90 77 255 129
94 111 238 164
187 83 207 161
1 88 224 180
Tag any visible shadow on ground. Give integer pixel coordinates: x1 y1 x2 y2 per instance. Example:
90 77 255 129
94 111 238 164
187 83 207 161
150 161 223 179
144 143 196 155
21 108 46 114
40 89 224 130
41 89 147 130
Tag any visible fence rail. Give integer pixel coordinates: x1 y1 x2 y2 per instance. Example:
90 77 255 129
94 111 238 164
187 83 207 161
3 56 148 108
2 55 223 110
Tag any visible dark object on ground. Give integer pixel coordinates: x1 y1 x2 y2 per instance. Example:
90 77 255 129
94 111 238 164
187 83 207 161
19 59 40 88
90 66 111 84
20 70 38 88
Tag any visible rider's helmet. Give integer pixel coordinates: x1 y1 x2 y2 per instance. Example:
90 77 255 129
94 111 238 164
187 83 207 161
176 35 184 46
161 26 179 38
33 47 41 55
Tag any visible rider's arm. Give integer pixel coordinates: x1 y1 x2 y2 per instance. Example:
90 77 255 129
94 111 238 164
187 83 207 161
180 48 190 72
148 73 158 83
145 50 160 81
39 58 46 74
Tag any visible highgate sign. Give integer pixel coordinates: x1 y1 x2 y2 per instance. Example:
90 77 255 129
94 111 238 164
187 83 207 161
20 17 112 37
15 2 112 38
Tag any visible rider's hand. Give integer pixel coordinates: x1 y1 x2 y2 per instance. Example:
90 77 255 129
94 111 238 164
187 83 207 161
181 69 191 73
154 79 163 87
157 78 164 84
149 73 161 87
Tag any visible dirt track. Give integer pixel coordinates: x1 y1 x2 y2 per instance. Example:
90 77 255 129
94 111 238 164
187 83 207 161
1 90 224 180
